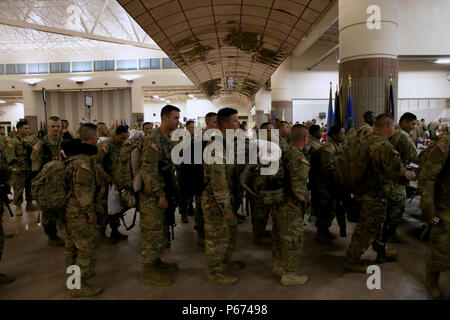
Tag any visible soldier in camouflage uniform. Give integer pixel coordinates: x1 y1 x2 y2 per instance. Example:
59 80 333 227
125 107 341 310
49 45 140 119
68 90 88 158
278 121 290 153
31 116 65 246
342 114 415 272
95 125 130 244
63 124 102 297
0 152 14 285
428 119 442 139
139 105 180 286
343 111 375 148
5 120 36 216
273 125 310 286
202 108 244 285
418 135 450 299
387 112 419 243
312 125 344 243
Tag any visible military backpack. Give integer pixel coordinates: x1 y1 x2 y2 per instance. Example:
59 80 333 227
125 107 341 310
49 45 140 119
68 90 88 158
31 159 71 210
333 137 370 192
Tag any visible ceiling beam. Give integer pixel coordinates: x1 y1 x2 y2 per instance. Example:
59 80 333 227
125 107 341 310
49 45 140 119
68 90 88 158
91 0 110 34
0 17 161 51
23 0 36 22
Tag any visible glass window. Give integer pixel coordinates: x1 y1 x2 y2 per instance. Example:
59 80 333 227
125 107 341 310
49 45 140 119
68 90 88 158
116 60 127 71
0 64 3 75
105 60 114 71
16 64 26 74
126 59 137 70
82 61 92 72
150 58 160 69
162 58 172 69
6 64 15 74
38 63 48 73
72 61 82 72
28 63 39 74
94 60 104 72
50 62 60 73
139 59 150 70
60 62 70 73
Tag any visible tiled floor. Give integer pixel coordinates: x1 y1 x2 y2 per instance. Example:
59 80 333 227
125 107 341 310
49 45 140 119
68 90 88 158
0 197 448 300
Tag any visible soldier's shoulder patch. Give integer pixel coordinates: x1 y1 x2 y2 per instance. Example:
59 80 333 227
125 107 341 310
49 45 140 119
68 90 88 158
301 157 310 166
437 142 448 153
80 163 90 171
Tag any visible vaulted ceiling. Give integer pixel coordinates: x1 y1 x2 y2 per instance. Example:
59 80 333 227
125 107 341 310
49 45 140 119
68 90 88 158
118 0 334 103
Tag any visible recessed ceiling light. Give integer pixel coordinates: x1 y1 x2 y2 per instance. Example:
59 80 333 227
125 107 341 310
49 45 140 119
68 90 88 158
435 59 450 64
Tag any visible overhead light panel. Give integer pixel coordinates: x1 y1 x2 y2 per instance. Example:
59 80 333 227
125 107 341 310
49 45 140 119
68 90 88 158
152 95 159 99
70 76 90 84
435 59 450 64
120 74 141 82
0 100 6 104
188 94 194 98
23 78 42 86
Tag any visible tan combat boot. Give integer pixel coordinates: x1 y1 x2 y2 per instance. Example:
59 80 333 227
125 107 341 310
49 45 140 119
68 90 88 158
0 273 15 285
142 264 173 286
425 268 442 299
272 260 283 277
341 258 369 273
154 258 178 273
207 272 238 285
70 282 103 298
280 272 309 286
15 205 22 217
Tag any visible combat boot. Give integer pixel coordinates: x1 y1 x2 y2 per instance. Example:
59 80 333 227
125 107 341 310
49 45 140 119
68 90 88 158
272 260 283 277
254 236 273 246
15 205 22 217
0 273 15 285
315 229 332 244
225 260 245 270
425 268 442 299
141 264 173 286
280 272 308 286
341 259 369 273
376 249 399 263
110 229 128 241
181 214 189 223
26 202 39 212
154 258 179 272
48 236 65 247
70 282 103 298
207 272 238 285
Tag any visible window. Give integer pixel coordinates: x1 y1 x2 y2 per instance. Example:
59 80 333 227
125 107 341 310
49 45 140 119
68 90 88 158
28 63 39 74
105 60 114 71
50 62 60 73
162 58 173 69
17 64 26 74
0 64 3 75
150 58 161 69
72 61 82 72
6 64 15 74
139 59 150 70
94 60 104 72
38 63 48 73
60 62 70 73
117 59 137 71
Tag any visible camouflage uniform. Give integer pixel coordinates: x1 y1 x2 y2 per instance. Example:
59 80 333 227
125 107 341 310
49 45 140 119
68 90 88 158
139 128 176 265
5 135 33 206
304 136 321 161
202 140 240 274
418 137 450 272
31 136 64 238
387 128 418 231
64 147 99 280
428 121 440 139
0 163 11 267
344 122 372 148
313 139 342 231
273 144 310 272
345 131 411 263
279 135 289 153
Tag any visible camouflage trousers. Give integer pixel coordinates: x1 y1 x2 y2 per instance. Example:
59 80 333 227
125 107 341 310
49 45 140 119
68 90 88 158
64 208 100 280
139 193 168 265
346 196 386 263
272 202 304 273
386 184 406 230
0 203 3 262
194 195 204 237
42 208 66 238
11 172 32 206
427 210 450 272
202 195 238 274
250 198 271 238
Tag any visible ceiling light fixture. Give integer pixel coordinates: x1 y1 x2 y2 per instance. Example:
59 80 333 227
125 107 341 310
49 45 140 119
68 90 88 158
435 59 450 64
120 74 141 82
70 77 90 84
0 100 6 104
188 94 194 98
23 78 42 86
153 95 159 99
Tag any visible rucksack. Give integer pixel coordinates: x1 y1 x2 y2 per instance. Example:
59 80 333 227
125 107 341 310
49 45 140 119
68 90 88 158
31 160 70 210
333 138 370 192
